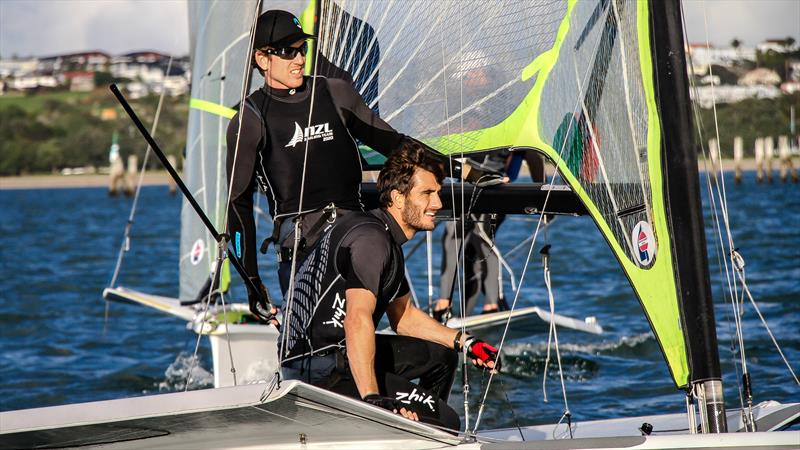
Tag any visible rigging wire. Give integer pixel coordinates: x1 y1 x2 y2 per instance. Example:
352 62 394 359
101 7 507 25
680 3 750 416
280 1 324 372
185 0 264 388
472 2 614 432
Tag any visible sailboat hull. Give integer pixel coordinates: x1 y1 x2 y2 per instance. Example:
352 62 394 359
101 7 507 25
2 380 797 450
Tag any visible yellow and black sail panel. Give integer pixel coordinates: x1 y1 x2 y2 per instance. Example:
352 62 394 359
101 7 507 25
313 0 689 388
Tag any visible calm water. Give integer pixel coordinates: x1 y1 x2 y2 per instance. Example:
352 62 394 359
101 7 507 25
1 171 798 430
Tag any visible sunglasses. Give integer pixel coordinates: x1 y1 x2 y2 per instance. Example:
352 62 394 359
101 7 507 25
262 42 308 60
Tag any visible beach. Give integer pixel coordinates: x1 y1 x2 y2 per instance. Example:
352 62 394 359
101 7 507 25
0 172 172 190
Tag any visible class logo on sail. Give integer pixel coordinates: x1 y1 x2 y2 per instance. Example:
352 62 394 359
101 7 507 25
285 121 334 148
190 238 205 265
631 221 656 266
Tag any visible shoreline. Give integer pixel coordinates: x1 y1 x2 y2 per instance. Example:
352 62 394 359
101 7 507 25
0 172 172 190
0 159 791 190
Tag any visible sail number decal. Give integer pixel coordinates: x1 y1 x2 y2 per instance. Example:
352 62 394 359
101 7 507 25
191 238 205 265
631 221 656 267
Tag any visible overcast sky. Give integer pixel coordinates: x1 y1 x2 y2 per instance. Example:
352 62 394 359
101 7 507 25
0 0 798 58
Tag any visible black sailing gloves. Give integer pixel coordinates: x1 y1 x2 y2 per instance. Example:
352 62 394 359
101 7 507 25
362 394 401 412
247 276 278 324
463 335 502 372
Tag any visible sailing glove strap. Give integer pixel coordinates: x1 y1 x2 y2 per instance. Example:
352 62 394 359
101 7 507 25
464 336 501 371
246 277 277 324
362 394 400 412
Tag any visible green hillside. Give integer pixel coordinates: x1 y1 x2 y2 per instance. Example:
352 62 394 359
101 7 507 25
0 88 188 176
695 93 799 158
0 88 797 175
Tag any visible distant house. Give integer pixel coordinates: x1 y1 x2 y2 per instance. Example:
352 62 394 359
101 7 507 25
686 43 756 74
0 58 38 78
38 51 110 74
691 85 781 108
8 74 58 90
738 68 782 86
757 39 797 54
61 71 96 91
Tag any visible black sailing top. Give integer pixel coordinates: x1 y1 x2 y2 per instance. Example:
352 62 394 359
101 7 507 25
226 76 404 280
280 208 410 361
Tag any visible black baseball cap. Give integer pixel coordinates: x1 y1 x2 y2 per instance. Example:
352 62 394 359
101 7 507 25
254 10 315 49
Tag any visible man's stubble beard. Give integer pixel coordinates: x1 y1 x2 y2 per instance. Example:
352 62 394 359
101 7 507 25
401 201 433 233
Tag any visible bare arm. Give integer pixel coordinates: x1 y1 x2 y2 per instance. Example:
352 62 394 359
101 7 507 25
344 288 380 398
387 294 497 371
387 294 460 349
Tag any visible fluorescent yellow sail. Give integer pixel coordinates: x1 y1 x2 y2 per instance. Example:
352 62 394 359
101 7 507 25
314 0 689 387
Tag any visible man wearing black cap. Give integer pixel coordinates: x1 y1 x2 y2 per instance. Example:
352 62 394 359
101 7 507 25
226 10 503 322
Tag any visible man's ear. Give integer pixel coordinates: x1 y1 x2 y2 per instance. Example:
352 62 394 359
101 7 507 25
391 189 404 209
254 51 269 72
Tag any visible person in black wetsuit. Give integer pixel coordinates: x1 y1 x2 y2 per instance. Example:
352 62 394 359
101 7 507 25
434 149 546 321
279 141 501 430
225 10 503 322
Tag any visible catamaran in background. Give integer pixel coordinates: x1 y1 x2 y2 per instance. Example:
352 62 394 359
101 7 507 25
2 0 798 448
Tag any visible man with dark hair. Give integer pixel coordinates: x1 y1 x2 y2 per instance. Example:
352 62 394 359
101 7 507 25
225 10 503 322
279 141 500 430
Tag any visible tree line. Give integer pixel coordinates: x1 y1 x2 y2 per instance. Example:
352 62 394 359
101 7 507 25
0 90 187 176
0 89 797 176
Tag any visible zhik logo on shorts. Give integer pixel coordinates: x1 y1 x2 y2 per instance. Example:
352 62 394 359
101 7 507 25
285 122 334 147
395 388 436 412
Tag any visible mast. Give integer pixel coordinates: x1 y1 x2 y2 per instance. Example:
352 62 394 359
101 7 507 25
649 0 727 432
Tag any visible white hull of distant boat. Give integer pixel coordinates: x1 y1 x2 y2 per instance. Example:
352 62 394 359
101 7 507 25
102 286 603 388
2 380 797 450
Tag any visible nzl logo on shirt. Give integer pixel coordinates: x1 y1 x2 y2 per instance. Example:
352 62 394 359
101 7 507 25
630 221 656 266
285 121 334 148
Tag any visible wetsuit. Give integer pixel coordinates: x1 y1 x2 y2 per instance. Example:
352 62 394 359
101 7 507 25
280 209 460 430
226 76 464 294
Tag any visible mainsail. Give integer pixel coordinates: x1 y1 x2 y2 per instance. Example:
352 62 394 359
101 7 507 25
312 0 691 387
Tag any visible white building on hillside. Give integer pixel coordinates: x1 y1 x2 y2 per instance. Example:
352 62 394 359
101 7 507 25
757 39 797 54
686 44 756 74
0 58 38 77
691 85 781 108
738 68 782 86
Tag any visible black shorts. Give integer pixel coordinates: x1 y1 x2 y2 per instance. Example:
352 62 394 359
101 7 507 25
282 335 461 431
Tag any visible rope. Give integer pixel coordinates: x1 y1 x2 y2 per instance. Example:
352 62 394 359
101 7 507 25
540 244 572 439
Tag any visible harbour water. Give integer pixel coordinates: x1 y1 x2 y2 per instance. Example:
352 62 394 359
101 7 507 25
1 170 797 430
